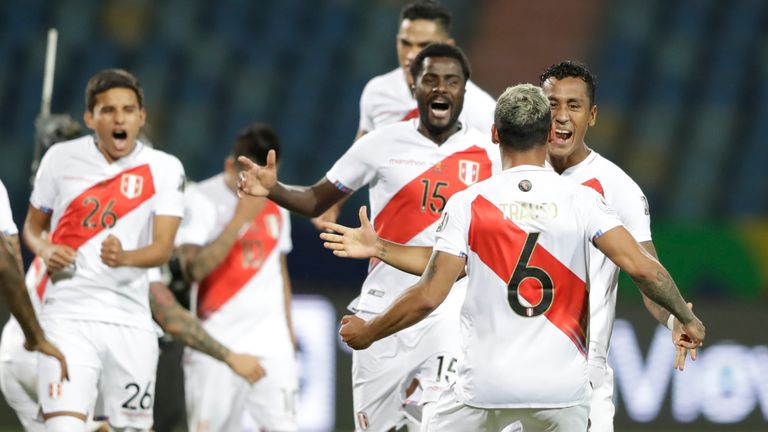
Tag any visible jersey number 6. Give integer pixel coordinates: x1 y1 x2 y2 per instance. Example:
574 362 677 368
507 232 554 317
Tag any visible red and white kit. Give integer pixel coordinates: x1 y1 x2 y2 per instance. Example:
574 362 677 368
326 120 500 431
358 68 496 134
30 136 185 429
177 174 297 432
427 166 622 430
560 150 652 431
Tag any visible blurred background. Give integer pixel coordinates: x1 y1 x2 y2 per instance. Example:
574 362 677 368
0 0 766 430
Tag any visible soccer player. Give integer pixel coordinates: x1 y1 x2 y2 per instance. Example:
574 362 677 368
312 0 496 229
175 123 298 431
238 44 500 431
541 60 691 431
22 69 184 432
337 84 706 431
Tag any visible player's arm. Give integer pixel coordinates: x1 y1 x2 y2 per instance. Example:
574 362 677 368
636 241 674 325
320 206 435 276
177 196 260 282
594 227 705 344
149 281 265 384
236 151 348 217
101 215 181 268
280 254 297 350
339 250 464 350
0 233 68 380
23 205 76 272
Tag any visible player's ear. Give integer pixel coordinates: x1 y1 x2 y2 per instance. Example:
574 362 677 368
83 111 94 129
491 124 500 145
589 104 597 127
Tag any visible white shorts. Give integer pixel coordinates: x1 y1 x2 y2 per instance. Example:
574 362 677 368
426 390 589 432
0 361 44 432
352 312 460 432
37 319 159 430
184 349 298 432
587 363 615 432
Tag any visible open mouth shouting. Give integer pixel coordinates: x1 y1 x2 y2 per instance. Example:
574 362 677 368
428 97 452 121
112 129 129 151
552 128 573 145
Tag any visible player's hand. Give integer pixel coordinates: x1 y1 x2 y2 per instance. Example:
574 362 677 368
25 338 69 381
225 352 266 384
320 206 379 259
672 302 699 370
311 205 341 232
339 315 373 350
100 234 125 267
237 151 277 197
41 243 76 273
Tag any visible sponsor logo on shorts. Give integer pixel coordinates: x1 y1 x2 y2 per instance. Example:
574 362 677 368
49 382 63 399
356 411 369 430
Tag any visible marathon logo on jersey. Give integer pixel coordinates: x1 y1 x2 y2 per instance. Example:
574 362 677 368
120 173 144 199
458 160 480 186
356 412 370 430
49 382 63 399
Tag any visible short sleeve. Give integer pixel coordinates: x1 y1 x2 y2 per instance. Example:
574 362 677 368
463 81 496 136
277 207 292 254
153 154 186 218
609 181 652 243
147 267 164 283
325 133 379 193
433 192 470 258
29 147 58 213
175 187 217 247
358 80 375 133
576 187 623 244
0 180 17 236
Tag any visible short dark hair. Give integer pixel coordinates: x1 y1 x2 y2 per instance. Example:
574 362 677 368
400 0 452 34
539 61 597 106
494 84 551 151
233 123 280 166
410 43 471 84
85 69 144 112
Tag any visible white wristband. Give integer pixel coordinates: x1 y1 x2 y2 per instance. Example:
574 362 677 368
666 314 675 331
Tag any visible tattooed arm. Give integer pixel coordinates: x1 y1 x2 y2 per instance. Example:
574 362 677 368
594 227 705 343
339 250 465 350
149 281 265 383
177 195 263 282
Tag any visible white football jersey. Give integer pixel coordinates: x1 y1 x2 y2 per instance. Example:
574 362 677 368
359 68 496 135
0 179 16 237
29 136 185 331
433 165 623 408
326 120 501 314
176 174 293 355
559 151 652 361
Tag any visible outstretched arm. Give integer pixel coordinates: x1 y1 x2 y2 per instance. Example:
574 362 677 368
594 227 705 344
236 151 348 217
320 206 440 276
339 250 464 350
149 281 265 384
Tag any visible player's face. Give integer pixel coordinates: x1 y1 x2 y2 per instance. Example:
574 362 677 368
396 19 452 87
542 77 596 160
84 87 146 162
414 56 465 136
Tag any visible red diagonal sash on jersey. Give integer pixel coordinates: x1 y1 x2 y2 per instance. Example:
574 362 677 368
401 108 419 121
582 178 605 197
50 164 156 250
468 195 589 355
197 202 281 319
375 146 492 245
